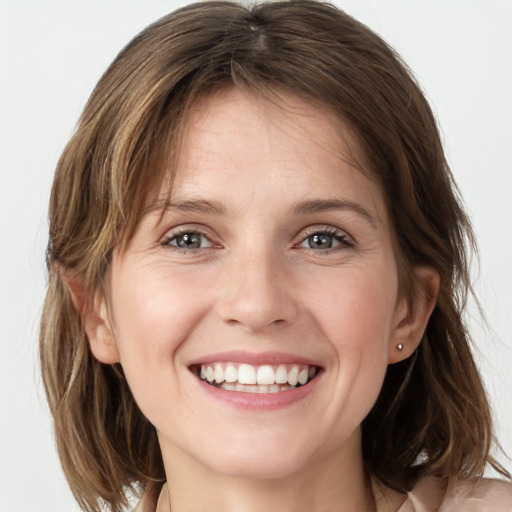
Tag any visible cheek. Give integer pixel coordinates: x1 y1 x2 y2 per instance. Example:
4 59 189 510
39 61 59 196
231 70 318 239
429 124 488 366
111 263 208 350
306 267 398 351
308 265 398 398
108 264 212 404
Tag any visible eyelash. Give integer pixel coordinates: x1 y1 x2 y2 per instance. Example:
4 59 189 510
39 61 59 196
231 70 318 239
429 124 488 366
296 226 355 252
160 228 216 252
160 226 355 253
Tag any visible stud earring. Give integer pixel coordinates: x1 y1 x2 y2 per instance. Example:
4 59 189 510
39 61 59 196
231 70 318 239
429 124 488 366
397 343 404 351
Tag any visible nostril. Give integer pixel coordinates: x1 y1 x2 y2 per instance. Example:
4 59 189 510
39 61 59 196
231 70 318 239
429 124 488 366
223 315 288 331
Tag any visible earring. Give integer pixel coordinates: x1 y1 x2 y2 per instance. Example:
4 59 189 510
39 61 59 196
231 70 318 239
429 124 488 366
397 343 404 351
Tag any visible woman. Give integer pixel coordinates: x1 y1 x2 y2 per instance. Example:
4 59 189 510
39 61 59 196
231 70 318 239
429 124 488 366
40 1 512 511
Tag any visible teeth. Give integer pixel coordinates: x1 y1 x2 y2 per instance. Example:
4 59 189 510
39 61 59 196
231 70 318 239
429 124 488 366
257 365 275 385
225 364 238 383
238 364 257 385
214 363 224 383
275 365 288 384
219 382 294 393
198 362 318 392
287 367 299 386
298 368 309 385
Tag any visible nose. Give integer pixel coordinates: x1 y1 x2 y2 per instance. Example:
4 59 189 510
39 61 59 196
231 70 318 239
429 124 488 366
216 247 298 334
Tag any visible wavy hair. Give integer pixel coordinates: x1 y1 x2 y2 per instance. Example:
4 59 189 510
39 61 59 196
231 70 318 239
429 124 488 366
40 2 507 511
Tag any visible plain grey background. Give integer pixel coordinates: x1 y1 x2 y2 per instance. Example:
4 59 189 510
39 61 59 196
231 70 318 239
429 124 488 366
1 1 511 510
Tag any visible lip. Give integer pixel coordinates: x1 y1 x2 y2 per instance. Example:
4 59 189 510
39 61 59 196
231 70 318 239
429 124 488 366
194 371 321 410
188 350 323 367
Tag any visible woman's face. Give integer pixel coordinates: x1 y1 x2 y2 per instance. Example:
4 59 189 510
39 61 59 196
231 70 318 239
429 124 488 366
98 88 414 479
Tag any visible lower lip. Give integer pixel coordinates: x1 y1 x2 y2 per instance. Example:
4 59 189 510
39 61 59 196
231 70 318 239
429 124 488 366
194 373 321 410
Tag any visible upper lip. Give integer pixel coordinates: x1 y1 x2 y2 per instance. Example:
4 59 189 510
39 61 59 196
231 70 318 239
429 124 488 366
188 350 323 368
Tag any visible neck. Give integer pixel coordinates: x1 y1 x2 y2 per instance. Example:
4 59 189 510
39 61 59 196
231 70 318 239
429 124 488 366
158 431 379 512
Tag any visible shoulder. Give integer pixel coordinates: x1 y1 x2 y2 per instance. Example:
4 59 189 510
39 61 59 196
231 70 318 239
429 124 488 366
405 476 512 512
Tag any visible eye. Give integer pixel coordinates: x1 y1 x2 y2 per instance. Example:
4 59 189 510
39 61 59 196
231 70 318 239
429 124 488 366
298 228 354 250
162 231 213 250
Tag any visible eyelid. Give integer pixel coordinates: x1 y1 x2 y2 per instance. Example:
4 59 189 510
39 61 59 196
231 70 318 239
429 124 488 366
160 225 221 250
162 232 212 248
158 223 354 253
295 225 355 250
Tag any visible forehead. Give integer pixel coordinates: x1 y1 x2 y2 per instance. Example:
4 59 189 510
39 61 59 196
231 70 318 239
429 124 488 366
159 87 386 219
179 87 359 171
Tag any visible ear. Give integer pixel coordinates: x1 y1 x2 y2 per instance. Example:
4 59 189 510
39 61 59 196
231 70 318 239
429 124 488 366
388 267 440 363
63 270 120 364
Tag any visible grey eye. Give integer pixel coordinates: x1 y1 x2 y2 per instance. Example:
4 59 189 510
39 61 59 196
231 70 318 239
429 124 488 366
298 229 353 250
167 232 211 249
176 233 201 248
307 233 334 249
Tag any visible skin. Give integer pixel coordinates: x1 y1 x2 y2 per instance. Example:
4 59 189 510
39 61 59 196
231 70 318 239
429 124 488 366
83 88 438 511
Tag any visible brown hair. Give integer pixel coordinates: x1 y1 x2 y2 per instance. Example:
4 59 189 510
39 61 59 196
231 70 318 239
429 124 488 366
40 1 507 511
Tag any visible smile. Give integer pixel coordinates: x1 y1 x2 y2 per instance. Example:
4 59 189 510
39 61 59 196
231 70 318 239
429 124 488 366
194 362 318 393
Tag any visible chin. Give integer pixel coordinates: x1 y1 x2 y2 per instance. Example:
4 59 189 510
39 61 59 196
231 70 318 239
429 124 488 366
208 450 312 480
191 428 326 480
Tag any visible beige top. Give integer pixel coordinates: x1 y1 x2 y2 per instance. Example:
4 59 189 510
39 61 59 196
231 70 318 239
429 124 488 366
397 477 512 511
135 477 512 511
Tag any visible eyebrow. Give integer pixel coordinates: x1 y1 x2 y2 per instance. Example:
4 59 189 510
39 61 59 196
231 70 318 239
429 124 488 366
144 198 227 216
292 199 376 226
145 197 375 225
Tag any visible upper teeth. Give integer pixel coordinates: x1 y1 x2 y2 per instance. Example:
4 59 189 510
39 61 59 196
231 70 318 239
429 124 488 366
199 363 316 386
